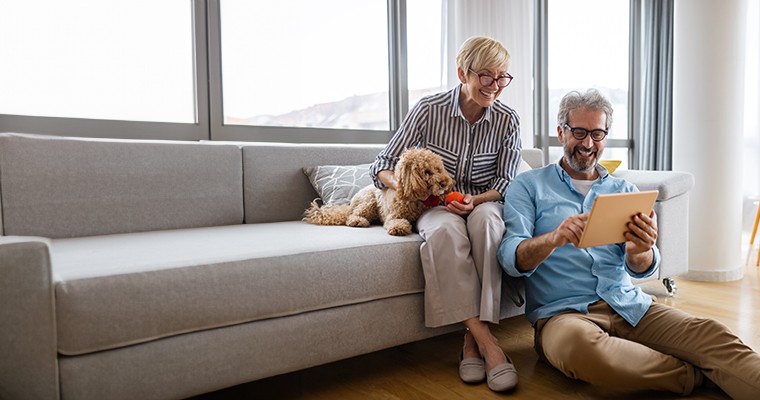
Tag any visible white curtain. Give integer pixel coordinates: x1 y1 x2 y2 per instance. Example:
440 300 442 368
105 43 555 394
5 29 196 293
440 0 534 148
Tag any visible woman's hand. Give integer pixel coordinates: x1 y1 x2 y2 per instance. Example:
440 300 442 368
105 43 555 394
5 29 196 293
445 190 503 216
377 169 398 191
445 193 474 216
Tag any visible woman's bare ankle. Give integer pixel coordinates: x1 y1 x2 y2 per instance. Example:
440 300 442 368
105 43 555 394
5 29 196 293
481 342 507 371
463 331 481 359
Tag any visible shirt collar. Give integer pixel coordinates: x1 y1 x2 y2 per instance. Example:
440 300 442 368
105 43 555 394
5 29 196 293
450 84 492 124
553 156 610 182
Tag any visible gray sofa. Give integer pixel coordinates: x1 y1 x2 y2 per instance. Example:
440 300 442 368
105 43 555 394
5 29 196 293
0 132 693 399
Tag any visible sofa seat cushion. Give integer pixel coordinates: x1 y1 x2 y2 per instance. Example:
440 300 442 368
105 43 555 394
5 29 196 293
51 222 425 356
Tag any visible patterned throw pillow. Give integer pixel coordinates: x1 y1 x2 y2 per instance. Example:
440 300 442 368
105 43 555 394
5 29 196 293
303 163 374 206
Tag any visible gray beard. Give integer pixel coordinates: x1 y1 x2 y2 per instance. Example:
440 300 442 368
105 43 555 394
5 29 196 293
564 144 601 174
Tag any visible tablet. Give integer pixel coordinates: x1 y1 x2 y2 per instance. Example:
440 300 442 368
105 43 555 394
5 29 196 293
577 190 659 248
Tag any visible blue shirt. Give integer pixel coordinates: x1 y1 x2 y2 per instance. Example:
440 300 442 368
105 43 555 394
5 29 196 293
369 85 521 198
497 160 659 327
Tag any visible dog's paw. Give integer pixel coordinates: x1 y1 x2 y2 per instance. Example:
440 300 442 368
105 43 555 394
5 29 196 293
384 219 412 236
347 216 370 227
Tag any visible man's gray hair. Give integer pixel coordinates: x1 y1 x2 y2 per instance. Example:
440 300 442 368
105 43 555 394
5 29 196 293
557 88 614 130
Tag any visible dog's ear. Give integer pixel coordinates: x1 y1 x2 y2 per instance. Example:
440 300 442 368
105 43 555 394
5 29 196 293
396 151 425 201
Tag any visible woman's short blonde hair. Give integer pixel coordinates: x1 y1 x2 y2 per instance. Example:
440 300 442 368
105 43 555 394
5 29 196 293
456 36 511 73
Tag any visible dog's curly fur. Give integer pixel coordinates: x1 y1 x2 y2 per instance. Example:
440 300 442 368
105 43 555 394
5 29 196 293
303 148 455 236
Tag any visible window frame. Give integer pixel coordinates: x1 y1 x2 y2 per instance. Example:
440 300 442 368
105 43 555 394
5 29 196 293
0 0 210 141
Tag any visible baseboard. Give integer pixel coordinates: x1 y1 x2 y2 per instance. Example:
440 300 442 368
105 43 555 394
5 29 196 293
681 265 745 282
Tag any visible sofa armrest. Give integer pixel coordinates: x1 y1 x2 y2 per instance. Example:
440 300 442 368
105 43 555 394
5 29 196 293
612 170 695 201
613 170 695 283
0 236 59 400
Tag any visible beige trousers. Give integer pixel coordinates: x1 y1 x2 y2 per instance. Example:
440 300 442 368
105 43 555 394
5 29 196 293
535 301 760 399
416 202 505 328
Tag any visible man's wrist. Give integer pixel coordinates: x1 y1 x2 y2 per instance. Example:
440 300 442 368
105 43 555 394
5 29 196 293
626 248 655 273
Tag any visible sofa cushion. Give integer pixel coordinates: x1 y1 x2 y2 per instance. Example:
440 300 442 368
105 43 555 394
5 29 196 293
242 143 385 224
51 222 425 355
0 133 244 238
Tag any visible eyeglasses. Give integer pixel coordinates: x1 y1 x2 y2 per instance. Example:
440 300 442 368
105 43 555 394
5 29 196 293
468 68 513 88
563 124 608 142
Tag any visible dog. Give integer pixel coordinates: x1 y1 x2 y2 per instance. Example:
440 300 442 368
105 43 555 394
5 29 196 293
303 148 455 236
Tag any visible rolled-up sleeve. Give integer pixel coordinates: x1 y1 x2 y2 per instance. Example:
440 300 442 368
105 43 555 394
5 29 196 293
497 174 537 278
369 99 429 189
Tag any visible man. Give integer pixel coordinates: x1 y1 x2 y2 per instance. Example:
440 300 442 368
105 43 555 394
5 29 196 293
497 88 760 399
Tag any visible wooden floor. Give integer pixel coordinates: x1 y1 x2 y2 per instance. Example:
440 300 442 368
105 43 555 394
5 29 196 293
194 246 760 400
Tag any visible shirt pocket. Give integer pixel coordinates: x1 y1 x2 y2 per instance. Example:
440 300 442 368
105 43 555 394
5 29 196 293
426 143 459 178
471 151 498 186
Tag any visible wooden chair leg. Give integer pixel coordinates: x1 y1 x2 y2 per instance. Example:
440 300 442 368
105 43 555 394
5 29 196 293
753 203 760 266
752 202 760 245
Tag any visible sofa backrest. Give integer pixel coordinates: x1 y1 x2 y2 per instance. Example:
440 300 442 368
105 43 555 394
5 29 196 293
0 133 244 238
241 143 544 224
522 148 543 169
241 142 385 224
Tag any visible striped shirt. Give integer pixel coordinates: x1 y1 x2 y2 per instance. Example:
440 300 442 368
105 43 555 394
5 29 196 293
370 85 522 198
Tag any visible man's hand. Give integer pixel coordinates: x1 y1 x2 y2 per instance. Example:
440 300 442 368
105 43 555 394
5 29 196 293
552 213 589 248
624 210 657 254
624 210 657 273
515 213 589 272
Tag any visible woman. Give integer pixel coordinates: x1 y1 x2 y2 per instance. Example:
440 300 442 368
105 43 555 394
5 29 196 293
369 36 522 392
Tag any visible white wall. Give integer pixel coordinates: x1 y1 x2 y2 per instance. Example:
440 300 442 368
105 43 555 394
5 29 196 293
673 0 747 281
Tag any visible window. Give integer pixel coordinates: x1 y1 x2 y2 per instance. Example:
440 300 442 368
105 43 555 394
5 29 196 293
546 0 630 167
0 1 533 144
406 0 445 109
0 0 195 124
219 0 390 131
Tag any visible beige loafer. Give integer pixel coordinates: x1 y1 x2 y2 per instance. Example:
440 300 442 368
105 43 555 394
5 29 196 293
459 350 486 383
487 351 518 392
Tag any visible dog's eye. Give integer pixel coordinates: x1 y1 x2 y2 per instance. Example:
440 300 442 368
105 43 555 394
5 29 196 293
424 170 431 175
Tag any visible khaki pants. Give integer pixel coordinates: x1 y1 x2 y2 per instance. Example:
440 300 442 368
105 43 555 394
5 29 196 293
416 202 505 328
535 301 760 399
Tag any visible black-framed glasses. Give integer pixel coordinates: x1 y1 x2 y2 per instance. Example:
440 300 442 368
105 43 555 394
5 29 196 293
468 68 513 88
564 124 608 142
